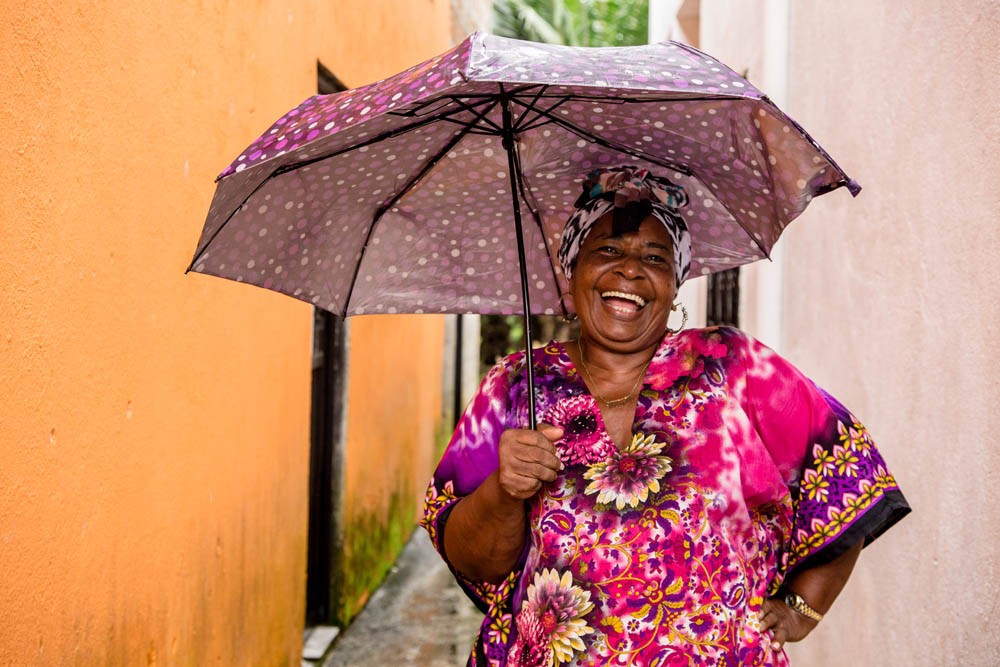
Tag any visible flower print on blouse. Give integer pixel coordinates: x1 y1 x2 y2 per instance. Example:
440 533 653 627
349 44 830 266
582 433 673 511
421 328 910 667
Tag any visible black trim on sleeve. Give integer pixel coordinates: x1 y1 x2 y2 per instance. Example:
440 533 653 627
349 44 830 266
473 632 489 667
785 488 911 581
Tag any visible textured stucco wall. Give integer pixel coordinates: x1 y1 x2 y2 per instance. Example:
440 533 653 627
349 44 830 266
316 1 454 88
0 1 451 664
702 1 1000 665
315 2 455 623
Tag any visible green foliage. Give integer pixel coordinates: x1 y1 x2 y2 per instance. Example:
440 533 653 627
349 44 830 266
336 486 416 626
494 0 650 47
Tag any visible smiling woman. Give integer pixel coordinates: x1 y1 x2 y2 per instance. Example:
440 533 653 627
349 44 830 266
421 166 910 667
570 216 677 364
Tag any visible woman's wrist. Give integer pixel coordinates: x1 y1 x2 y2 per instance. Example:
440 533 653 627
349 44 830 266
780 590 824 622
483 469 530 513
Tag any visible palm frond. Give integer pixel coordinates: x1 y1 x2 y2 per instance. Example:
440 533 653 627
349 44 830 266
493 0 650 47
494 0 567 44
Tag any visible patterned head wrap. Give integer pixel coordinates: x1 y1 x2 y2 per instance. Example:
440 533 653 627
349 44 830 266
558 166 691 286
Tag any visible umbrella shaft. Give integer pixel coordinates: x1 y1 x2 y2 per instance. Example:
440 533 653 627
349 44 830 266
501 94 537 429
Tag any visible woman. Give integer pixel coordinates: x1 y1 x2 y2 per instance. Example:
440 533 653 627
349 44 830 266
422 166 909 667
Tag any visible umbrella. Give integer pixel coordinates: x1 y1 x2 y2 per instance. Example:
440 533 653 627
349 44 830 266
188 32 859 425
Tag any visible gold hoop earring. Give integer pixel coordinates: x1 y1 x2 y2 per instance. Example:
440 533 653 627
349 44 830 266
559 292 578 323
666 303 688 335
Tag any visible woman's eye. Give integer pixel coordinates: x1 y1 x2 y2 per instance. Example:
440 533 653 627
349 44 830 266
645 254 667 263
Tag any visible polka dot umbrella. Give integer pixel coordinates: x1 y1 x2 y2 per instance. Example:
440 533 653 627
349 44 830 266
188 32 859 424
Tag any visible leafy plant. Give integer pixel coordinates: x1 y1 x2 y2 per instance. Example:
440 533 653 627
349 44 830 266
494 0 650 47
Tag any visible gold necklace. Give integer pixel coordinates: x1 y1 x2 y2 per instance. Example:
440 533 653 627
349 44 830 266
577 342 651 408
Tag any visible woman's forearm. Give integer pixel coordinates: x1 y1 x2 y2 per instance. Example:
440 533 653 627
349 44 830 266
785 539 864 613
443 471 529 583
760 539 865 647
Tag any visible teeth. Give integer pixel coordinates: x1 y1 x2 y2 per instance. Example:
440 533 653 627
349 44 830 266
601 291 647 308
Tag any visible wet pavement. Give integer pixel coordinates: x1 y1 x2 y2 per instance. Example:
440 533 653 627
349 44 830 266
318 529 482 667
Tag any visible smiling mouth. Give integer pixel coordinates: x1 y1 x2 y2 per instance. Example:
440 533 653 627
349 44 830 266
601 290 647 312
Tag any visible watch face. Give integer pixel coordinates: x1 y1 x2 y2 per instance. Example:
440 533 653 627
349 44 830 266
785 593 798 606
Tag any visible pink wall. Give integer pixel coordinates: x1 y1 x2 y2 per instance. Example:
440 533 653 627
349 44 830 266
701 1 999 664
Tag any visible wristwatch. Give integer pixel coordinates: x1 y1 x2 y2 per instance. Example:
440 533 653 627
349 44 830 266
783 591 824 622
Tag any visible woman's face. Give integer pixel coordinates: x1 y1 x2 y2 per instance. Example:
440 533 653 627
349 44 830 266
569 213 678 354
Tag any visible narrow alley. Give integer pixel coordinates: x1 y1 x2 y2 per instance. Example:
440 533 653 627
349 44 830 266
315 530 482 667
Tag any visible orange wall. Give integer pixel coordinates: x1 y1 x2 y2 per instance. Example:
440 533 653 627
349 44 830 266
0 1 451 664
317 1 456 88
344 316 445 519
314 2 453 523
312 3 454 621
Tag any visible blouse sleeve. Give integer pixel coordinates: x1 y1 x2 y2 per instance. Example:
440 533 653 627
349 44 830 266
420 354 526 615
733 329 911 580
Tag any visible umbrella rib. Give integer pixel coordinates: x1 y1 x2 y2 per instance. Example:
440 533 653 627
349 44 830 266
532 92 743 104
519 103 693 176
393 96 504 134
372 98 500 222
408 98 502 134
511 85 551 133
515 97 571 133
188 112 460 270
450 97 503 133
761 96 860 197
508 131 568 320
438 116 500 134
515 117 557 133
516 102 773 262
390 84 543 120
387 95 493 120
341 98 500 316
191 99 517 272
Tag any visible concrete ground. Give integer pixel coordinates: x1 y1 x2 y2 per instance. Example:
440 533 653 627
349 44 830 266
317 529 483 667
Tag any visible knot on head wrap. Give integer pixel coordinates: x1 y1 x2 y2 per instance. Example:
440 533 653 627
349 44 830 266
558 166 691 286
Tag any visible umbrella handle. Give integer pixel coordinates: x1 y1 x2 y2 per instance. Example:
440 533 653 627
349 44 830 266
501 94 537 429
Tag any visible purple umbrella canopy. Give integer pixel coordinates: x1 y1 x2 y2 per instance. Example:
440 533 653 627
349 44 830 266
188 32 859 318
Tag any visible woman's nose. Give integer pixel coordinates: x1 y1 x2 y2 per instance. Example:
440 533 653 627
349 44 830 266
615 251 643 277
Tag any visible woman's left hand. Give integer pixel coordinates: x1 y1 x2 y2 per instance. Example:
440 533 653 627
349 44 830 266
759 598 818 650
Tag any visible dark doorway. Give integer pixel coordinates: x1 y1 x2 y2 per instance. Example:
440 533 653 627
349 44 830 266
706 267 740 327
305 61 349 627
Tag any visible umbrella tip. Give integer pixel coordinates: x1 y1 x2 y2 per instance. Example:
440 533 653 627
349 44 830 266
846 178 862 197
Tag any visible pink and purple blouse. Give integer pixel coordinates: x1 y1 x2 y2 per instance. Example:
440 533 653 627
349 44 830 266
422 327 909 667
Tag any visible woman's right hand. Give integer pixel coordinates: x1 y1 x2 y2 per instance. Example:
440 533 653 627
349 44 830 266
443 424 565 583
496 424 565 500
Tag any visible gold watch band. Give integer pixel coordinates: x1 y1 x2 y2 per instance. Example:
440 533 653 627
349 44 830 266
783 592 824 622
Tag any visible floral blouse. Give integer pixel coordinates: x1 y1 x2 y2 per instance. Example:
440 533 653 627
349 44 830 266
422 327 909 667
